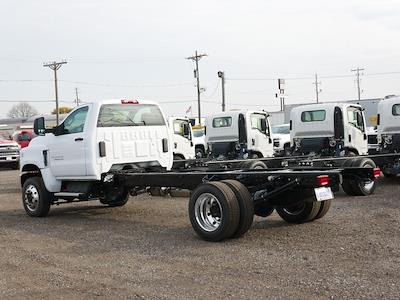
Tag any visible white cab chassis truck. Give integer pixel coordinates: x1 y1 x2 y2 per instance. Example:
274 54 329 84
376 96 400 177
20 99 377 241
168 116 195 160
206 110 274 160
290 103 368 157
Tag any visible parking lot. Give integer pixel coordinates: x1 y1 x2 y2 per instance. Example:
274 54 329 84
0 169 399 299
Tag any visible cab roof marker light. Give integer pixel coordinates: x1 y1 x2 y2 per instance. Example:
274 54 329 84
121 99 139 104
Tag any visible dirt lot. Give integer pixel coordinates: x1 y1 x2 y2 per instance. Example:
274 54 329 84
0 169 399 299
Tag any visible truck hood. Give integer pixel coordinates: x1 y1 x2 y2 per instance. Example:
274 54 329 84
0 139 19 147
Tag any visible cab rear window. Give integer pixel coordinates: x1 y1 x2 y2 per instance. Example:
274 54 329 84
392 104 400 116
301 110 326 122
212 117 232 128
97 104 165 127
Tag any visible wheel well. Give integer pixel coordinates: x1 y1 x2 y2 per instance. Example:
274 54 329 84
21 164 41 187
249 151 263 158
347 148 359 155
195 145 205 151
173 153 185 160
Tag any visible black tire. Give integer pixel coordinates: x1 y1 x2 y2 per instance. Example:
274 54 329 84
100 188 129 207
341 159 357 196
195 147 205 159
221 180 254 238
283 144 291 157
313 200 332 220
188 181 240 242
173 154 184 161
276 201 322 224
240 160 267 170
254 204 275 217
348 158 377 196
22 177 52 217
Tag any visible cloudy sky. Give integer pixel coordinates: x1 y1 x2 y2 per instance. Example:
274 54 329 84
1 0 400 118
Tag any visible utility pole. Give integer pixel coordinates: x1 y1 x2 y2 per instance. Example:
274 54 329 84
217 71 226 112
313 73 322 103
186 51 207 122
43 60 67 125
351 67 364 101
277 79 285 111
74 87 80 107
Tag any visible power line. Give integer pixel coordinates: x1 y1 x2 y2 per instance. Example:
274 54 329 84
43 60 68 125
313 73 322 103
186 51 207 121
351 67 364 101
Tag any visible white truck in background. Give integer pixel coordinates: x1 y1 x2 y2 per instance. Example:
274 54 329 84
205 110 273 159
272 123 290 156
290 103 368 157
0 131 20 170
376 96 400 177
192 125 207 158
168 117 195 160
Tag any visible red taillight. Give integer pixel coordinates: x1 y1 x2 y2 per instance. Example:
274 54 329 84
317 175 330 186
121 99 138 104
373 167 381 178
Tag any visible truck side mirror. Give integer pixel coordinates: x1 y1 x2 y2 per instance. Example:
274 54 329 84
260 119 267 134
183 123 190 138
34 117 46 136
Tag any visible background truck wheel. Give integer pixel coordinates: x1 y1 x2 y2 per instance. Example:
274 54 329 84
240 160 267 170
22 177 52 217
221 180 254 238
341 159 357 196
347 158 377 196
188 181 240 242
276 201 321 224
195 147 205 159
313 199 331 220
100 188 130 207
254 204 274 217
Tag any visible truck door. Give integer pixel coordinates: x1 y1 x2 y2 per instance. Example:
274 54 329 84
172 119 195 159
345 106 368 155
248 113 273 157
48 106 89 178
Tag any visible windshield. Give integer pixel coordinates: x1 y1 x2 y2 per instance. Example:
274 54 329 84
272 125 290 134
97 104 165 127
193 128 205 137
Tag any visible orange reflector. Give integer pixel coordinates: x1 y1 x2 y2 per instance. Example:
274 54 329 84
373 167 381 178
317 175 330 186
121 99 138 104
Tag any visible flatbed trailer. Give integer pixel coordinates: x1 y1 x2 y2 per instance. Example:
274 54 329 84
97 166 377 241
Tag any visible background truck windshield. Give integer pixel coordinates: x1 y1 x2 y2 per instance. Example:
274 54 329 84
97 104 165 127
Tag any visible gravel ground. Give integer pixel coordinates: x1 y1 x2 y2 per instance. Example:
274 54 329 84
0 169 399 299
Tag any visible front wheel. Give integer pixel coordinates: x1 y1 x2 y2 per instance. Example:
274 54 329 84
276 201 321 224
22 177 52 217
195 147 205 159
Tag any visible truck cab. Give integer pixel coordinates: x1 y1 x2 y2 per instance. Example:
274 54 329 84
205 110 273 159
290 103 368 156
377 96 400 154
168 116 195 160
21 99 173 194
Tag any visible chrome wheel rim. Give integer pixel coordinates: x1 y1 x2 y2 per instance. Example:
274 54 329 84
194 193 222 232
282 203 306 216
363 180 374 192
24 184 39 212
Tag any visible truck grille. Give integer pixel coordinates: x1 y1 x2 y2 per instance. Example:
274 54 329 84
0 145 19 156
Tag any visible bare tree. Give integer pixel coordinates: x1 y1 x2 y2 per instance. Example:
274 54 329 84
7 102 38 118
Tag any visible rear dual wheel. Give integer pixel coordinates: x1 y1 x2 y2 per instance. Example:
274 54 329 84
188 180 254 241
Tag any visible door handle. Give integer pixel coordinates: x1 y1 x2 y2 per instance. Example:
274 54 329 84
75 137 84 142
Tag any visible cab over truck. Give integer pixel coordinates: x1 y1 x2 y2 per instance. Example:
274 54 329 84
205 110 274 160
168 116 195 160
286 102 400 195
376 96 400 177
20 99 378 242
